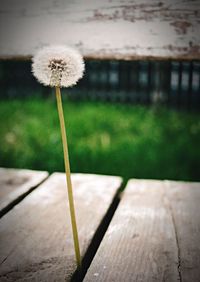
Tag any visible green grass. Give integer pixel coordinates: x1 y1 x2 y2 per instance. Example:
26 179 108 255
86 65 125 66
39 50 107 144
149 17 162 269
0 97 200 182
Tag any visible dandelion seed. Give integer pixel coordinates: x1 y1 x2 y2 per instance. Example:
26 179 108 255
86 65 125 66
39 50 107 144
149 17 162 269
32 45 84 269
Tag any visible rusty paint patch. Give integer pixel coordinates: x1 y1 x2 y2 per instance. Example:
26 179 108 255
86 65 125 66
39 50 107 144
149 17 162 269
163 44 200 58
85 2 199 23
171 21 192 35
188 44 200 56
86 3 165 23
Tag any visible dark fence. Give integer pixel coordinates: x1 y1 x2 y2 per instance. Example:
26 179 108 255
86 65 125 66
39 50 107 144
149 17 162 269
0 60 200 110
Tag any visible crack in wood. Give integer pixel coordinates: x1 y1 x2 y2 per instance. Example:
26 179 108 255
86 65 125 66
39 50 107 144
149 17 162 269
162 183 182 282
168 204 182 282
0 247 15 266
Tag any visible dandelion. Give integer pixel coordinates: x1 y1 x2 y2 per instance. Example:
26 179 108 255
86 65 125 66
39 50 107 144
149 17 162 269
32 45 85 269
32 45 84 87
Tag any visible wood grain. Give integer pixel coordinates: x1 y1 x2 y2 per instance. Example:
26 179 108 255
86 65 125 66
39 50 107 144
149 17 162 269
84 179 180 282
0 0 199 60
0 168 48 216
0 172 122 281
164 180 200 282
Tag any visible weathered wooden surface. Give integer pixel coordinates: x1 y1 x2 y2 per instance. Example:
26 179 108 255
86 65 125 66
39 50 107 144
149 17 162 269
164 180 200 282
84 179 200 282
0 168 48 215
0 0 200 60
0 172 122 281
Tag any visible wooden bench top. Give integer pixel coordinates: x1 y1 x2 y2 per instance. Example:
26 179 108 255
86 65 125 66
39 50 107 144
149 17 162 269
0 171 122 281
84 179 200 282
0 168 48 217
0 0 200 60
1 169 200 281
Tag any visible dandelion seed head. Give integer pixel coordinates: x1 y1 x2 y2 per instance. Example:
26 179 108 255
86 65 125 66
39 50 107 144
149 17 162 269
32 45 85 87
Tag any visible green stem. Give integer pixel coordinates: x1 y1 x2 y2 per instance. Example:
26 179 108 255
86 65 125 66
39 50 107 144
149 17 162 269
55 86 81 268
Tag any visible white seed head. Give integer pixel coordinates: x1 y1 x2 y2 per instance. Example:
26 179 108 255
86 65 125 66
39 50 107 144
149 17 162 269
32 45 85 88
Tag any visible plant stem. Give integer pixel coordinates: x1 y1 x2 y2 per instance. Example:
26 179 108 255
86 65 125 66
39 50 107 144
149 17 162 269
55 86 81 268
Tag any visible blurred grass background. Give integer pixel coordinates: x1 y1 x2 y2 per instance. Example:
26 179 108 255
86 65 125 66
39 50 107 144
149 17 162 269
0 97 199 181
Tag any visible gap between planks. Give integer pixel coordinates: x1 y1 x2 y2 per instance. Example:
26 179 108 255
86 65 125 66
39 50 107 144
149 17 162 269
71 179 127 282
0 168 49 218
84 179 200 282
0 172 123 281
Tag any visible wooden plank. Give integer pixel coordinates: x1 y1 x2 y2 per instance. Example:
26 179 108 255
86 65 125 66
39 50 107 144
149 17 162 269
84 179 180 282
0 168 48 216
0 172 122 281
164 180 200 282
0 1 200 60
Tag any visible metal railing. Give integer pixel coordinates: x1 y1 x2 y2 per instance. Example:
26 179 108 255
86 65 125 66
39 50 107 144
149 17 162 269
0 60 199 109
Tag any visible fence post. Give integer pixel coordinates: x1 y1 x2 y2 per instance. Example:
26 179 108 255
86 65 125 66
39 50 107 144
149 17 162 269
151 61 171 106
